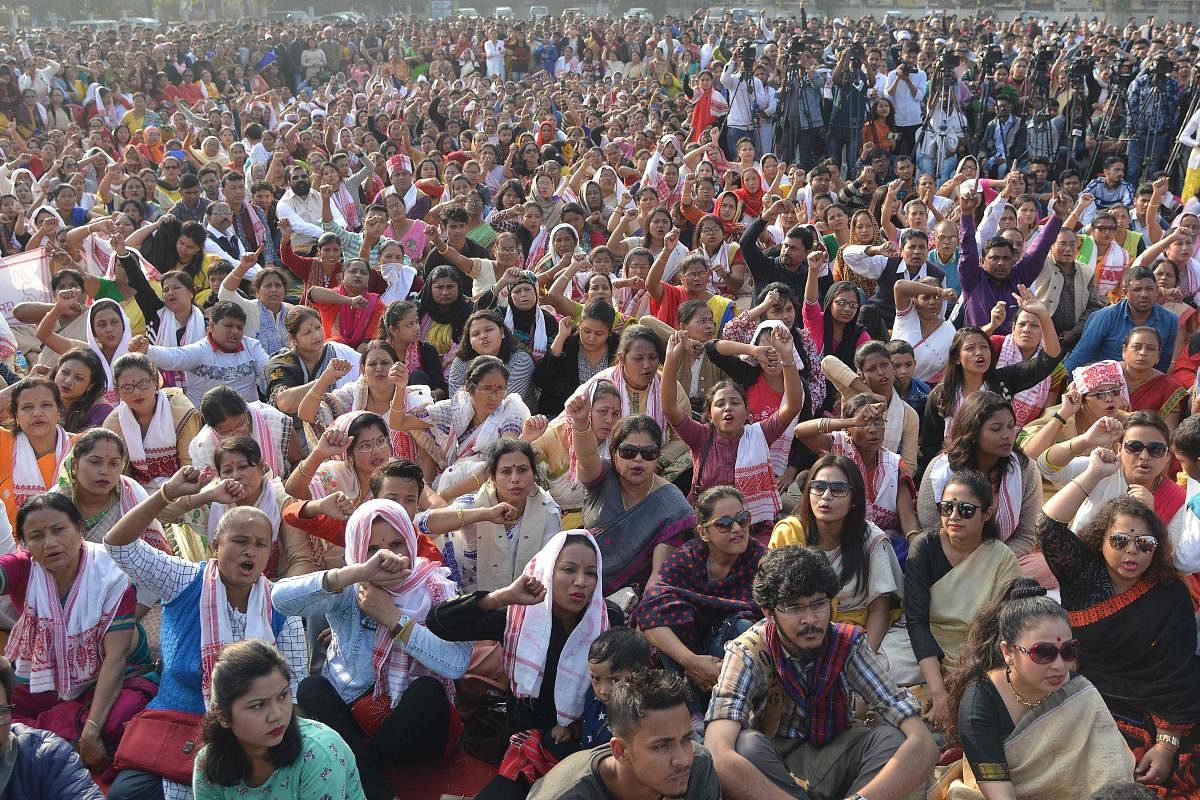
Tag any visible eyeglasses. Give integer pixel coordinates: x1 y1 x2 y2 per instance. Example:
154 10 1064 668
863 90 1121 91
935 500 980 519
1011 639 1080 665
1084 388 1122 401
706 510 751 532
474 384 508 398
775 597 831 617
808 480 850 498
1107 532 1158 554
1122 440 1169 459
117 378 153 394
353 435 391 454
832 299 859 310
616 443 661 461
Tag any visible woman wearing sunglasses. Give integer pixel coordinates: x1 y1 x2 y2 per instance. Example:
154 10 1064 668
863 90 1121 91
1040 447 1200 795
791 393 920 567
1038 412 1194 570
634 485 764 706
879 470 1022 723
571 396 695 596
1018 359 1130 461
941 577 1134 798
918 391 1047 584
770 454 904 652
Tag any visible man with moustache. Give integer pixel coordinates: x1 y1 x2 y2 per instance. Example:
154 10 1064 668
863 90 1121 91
704 546 936 800
529 669 719 800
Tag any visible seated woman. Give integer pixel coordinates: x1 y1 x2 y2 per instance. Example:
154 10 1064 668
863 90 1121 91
399 356 530 497
0 378 73 529
1040 451 1200 797
1018 360 1130 460
265 306 361 418
274 500 471 800
819 341 919 468
890 277 958 385
527 379 622 528
770 454 904 651
101 353 200 490
634 486 764 707
192 640 365 800
481 268 559 364
792 394 919 565
5 493 155 778
571 398 695 596
427 530 621 800
640 301 722 412
988 302 1054 429
942 577 1135 799
880 469 1022 717
51 348 112 433
103 466 308 800
286 411 396 516
1037 411 1191 567
1120 326 1188 433
306 258 386 350
919 392 1045 584
152 270 207 393
445 309 535 401
661 327 803 541
189 386 301 479
533 299 620 420
219 260 295 358
378 300 447 397
415 438 560 593
36 292 131 405
416 264 473 370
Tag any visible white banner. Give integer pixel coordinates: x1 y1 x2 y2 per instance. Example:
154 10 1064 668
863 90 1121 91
0 248 52 326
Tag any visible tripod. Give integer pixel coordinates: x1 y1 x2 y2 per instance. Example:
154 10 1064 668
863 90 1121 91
776 59 822 168
916 73 964 182
1084 78 1133 182
1060 74 1093 172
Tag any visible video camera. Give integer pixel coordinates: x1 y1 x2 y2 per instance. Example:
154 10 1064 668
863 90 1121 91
1151 53 1175 86
1034 44 1057 74
1110 54 1137 88
978 44 1003 75
934 44 958 84
738 39 756 73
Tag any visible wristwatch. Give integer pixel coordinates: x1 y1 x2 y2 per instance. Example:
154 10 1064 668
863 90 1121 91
390 614 414 641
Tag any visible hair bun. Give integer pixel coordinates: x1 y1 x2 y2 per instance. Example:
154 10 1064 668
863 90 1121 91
1005 577 1047 601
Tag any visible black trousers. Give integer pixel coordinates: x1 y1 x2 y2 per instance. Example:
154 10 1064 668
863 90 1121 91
298 673 452 800
107 769 165 800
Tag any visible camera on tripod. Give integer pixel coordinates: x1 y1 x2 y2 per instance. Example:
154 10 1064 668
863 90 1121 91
935 45 958 79
847 41 865 67
737 40 756 73
1151 54 1175 86
1110 54 1136 88
978 44 1003 75
1034 44 1056 74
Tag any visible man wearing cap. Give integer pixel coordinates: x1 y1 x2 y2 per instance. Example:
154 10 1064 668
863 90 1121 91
380 155 430 220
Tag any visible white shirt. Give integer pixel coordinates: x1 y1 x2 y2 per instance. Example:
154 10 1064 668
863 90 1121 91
278 189 345 249
720 63 771 129
145 336 270 407
886 66 929 127
485 40 506 74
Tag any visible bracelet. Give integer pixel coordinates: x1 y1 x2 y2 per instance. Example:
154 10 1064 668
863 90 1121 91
84 718 100 731
1052 412 1067 425
572 424 593 435
456 508 465 529
157 485 173 505
1156 733 1181 751
780 361 796 367
1070 478 1091 499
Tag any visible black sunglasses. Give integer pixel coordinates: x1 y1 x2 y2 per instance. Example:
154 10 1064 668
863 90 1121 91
935 500 979 519
616 443 660 462
707 510 751 531
1107 532 1158 554
1011 639 1080 665
808 480 850 498
1122 440 1169 459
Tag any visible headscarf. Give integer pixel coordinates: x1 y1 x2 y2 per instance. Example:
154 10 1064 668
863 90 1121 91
417 264 472 339
833 209 884 296
85 298 132 404
1071 360 1131 407
503 270 548 361
732 167 764 219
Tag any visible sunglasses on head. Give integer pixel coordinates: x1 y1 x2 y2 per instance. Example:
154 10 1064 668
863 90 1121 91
1107 532 1158 554
1011 639 1080 665
616 443 660 462
1122 440 1169 459
935 500 979 519
808 480 850 498
707 510 751 531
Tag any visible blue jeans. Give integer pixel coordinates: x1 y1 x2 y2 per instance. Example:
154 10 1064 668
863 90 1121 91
659 614 754 711
1127 132 1168 186
916 153 958 184
827 125 862 175
725 125 756 160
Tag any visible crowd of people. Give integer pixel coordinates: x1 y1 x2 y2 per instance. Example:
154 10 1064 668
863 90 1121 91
0 5 1197 800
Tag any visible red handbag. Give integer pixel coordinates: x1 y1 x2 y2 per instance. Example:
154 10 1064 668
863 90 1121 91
112 709 204 785
351 691 392 739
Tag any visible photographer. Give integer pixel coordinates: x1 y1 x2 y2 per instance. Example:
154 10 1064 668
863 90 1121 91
1125 52 1182 185
828 44 870 174
978 98 1027 178
720 42 772 160
886 40 928 157
776 43 826 168
916 48 970 183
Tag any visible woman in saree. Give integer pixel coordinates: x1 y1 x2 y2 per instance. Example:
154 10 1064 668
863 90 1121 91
571 396 695 596
831 209 885 296
273 500 470 800
919 392 1045 584
635 485 764 708
416 264 473 370
891 277 959 385
415 437 560 593
426 530 620 800
1018 359 1131 460
265 306 361 417
820 340 920 468
126 214 218 305
36 293 131 405
189 386 301 481
533 298 621 419
880 469 1022 719
1040 450 1200 797
1153 258 1197 363
1037 412 1194 570
378 300 448 398
3 493 156 780
526 379 622 529
941 577 1135 799
661 326 804 541
1121 327 1188 433
285 411 395 522
802 257 871 415
769 454 904 651
100 353 199 490
0 378 73 529
103 466 307 800
397 355 530 497
985 301 1054 429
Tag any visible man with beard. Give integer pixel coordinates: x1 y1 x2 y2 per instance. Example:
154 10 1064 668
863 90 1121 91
740 199 824 303
278 164 344 253
528 670 720 800
704 546 935 800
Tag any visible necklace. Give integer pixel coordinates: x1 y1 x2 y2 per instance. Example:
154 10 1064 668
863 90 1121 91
1005 667 1046 709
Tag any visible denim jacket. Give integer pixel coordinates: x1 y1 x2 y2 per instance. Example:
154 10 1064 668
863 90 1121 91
272 571 472 704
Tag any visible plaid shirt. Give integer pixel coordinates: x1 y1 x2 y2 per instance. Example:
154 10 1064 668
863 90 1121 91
1126 72 1181 135
705 620 920 740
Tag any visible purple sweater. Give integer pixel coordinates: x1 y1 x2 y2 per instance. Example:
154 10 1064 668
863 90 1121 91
959 213 1061 335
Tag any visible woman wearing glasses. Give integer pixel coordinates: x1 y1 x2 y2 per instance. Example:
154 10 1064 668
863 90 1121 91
940 577 1134 798
570 394 695 596
802 256 871 416
1018 360 1130 461
1037 412 1195 572
634 486 764 706
1039 448 1200 796
770 454 904 652
880 469 1021 724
